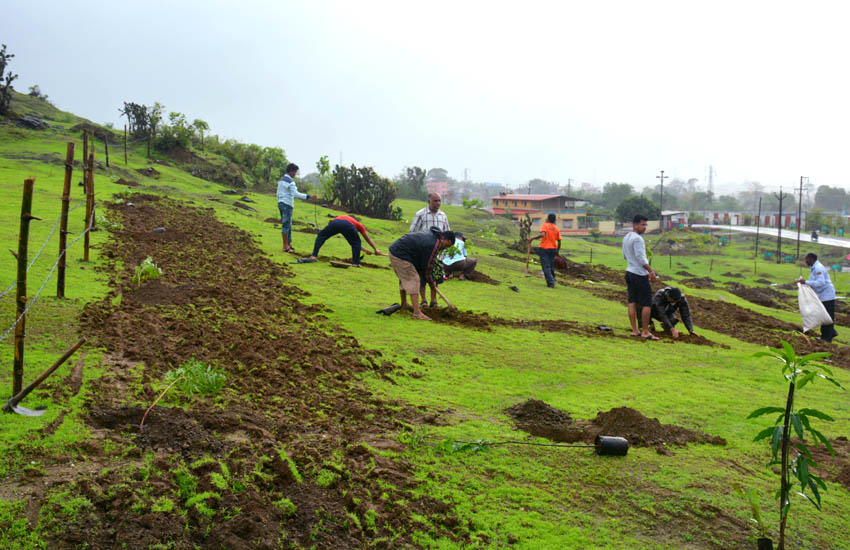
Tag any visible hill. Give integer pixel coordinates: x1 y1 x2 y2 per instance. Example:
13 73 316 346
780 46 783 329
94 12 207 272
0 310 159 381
1 92 850 549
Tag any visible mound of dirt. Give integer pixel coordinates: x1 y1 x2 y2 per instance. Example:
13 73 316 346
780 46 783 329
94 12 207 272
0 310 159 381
726 282 793 310
679 277 717 289
504 400 578 442
233 201 257 212
136 166 160 178
463 270 500 285
116 178 141 187
505 401 726 448
263 216 279 223
496 252 526 262
755 278 773 284
721 272 743 278
676 270 695 277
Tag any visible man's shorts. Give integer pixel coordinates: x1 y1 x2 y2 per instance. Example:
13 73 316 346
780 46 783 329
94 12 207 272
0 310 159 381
278 202 293 235
389 252 421 296
625 271 652 307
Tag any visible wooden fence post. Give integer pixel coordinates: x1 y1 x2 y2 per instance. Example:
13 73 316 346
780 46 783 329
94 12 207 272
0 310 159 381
123 125 128 165
104 133 109 167
13 178 39 396
57 142 74 298
83 152 94 262
82 130 89 190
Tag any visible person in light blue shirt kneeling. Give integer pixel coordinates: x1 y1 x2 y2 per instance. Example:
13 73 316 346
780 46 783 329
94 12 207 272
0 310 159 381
442 233 477 280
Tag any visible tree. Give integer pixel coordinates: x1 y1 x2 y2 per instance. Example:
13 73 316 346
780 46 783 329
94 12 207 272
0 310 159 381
27 84 48 102
394 166 427 200
329 164 401 220
717 195 741 211
525 178 559 194
599 182 634 210
814 185 847 212
615 195 660 223
426 167 449 182
192 119 209 151
737 181 765 212
0 44 19 116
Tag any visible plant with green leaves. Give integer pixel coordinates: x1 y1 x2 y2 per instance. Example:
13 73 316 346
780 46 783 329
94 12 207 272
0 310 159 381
139 359 226 428
131 256 162 286
747 341 844 550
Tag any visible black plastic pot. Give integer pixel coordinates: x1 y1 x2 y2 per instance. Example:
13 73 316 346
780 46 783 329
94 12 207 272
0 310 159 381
376 304 402 316
757 538 773 550
595 435 629 456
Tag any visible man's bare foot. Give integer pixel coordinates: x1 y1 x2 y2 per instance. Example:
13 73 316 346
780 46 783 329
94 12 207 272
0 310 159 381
642 333 659 341
412 312 432 321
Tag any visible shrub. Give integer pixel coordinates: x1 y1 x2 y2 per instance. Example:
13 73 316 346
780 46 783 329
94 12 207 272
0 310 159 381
328 164 401 220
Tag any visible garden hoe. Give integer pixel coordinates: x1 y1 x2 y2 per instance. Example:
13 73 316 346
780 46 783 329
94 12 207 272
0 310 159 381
434 286 456 310
3 337 86 416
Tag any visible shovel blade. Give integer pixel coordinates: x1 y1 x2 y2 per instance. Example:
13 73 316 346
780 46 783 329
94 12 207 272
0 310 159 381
11 405 47 416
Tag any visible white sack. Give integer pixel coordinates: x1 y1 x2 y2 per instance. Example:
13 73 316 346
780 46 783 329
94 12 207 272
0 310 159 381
798 282 833 333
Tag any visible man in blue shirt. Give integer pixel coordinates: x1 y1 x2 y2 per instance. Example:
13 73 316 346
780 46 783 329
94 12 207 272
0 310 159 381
277 163 316 253
798 252 838 342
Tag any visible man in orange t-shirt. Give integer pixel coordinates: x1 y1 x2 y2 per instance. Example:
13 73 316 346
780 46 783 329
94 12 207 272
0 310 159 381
528 213 561 288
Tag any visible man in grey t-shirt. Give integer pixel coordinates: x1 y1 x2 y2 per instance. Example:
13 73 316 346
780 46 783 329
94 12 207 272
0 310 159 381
623 214 658 340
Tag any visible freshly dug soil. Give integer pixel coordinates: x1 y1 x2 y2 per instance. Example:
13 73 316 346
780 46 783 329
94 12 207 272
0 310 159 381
505 400 727 448
721 272 743 278
462 270 500 285
67 194 465 548
676 270 695 277
116 178 141 187
726 282 794 310
136 166 160 178
679 277 717 289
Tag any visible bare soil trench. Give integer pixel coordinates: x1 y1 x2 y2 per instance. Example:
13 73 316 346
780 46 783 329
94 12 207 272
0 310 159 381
15 195 467 549
556 257 850 369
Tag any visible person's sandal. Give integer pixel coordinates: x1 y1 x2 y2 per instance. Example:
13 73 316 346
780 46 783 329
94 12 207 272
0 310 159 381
429 301 438 308
419 301 428 308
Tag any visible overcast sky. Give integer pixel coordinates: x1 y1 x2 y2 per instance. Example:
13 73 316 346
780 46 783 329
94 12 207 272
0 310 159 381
5 1 850 194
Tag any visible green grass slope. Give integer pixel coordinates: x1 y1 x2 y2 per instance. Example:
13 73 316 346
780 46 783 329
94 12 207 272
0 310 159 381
1 92 849 549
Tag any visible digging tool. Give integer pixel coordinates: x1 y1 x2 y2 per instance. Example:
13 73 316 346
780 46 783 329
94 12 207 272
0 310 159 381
524 242 531 274
330 260 357 268
434 286 455 310
4 337 86 415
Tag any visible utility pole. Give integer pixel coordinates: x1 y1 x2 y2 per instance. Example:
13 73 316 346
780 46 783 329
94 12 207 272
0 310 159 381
656 170 667 231
775 187 789 263
567 178 573 196
754 196 762 258
795 176 807 260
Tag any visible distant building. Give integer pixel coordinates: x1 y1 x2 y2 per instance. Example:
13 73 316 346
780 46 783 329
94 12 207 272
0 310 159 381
426 181 450 197
661 210 689 229
695 211 805 229
490 194 590 235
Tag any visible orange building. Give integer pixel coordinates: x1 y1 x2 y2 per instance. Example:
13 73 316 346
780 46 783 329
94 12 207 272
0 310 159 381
490 194 589 235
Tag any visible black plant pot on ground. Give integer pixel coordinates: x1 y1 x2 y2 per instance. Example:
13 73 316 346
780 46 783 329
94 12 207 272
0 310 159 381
757 538 773 550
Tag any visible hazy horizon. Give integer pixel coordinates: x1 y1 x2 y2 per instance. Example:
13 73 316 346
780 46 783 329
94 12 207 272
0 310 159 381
5 0 850 196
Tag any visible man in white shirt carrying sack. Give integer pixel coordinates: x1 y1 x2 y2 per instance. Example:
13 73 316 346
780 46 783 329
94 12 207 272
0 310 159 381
797 252 838 342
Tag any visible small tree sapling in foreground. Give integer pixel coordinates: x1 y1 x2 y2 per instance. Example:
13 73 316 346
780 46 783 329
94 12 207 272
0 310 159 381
132 256 162 286
140 359 226 428
747 341 843 550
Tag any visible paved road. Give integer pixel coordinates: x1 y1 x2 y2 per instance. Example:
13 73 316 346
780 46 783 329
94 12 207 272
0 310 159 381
692 224 850 251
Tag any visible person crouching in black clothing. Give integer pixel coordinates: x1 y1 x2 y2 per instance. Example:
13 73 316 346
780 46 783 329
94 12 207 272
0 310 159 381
651 287 695 339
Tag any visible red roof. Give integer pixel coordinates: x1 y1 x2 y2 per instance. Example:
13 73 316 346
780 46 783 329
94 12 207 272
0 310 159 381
493 194 560 201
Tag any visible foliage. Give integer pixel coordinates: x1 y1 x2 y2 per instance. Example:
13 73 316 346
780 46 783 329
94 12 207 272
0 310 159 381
395 166 428 201
328 164 402 220
119 101 150 137
748 341 844 549
599 182 634 209
462 198 485 210
27 84 49 102
0 44 18 116
163 359 227 397
154 111 193 151
525 178 558 195
736 485 768 538
814 185 848 213
316 155 334 200
517 212 533 250
192 119 209 151
131 256 162 286
615 195 660 223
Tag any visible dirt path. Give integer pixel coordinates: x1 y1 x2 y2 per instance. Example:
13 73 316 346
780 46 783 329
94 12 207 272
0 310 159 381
25 194 464 548
557 257 850 369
